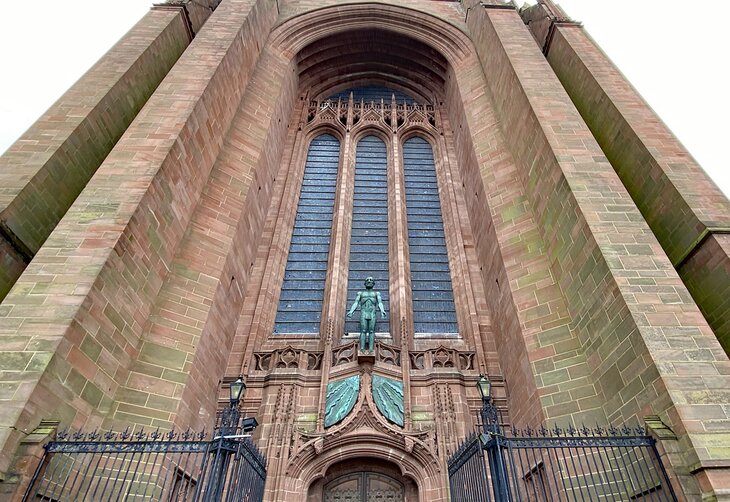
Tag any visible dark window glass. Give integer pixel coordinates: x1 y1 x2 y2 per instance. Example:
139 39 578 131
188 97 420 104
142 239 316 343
403 137 458 334
327 85 416 104
274 134 340 334
346 136 390 335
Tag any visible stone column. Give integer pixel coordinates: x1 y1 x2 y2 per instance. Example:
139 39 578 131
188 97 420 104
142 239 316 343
0 0 277 483
522 0 730 353
465 1 730 497
0 7 196 301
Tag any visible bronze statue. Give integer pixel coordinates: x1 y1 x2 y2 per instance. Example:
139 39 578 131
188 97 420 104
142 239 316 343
346 277 387 352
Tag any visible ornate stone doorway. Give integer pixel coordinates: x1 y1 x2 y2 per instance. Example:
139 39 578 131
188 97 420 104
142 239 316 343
323 472 403 502
307 459 418 502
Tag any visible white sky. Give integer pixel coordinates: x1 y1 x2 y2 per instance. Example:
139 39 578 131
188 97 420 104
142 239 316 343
0 0 727 197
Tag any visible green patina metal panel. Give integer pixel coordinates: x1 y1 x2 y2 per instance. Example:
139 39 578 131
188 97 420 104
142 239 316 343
324 375 360 428
372 375 404 427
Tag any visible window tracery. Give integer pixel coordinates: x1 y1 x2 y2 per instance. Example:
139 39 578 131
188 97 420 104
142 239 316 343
272 86 464 342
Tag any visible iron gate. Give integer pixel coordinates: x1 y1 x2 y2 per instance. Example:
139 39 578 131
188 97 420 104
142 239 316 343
448 407 678 501
23 427 266 502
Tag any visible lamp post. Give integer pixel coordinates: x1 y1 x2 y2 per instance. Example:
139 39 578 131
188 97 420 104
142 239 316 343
208 376 259 502
476 375 500 434
476 375 509 501
220 376 246 436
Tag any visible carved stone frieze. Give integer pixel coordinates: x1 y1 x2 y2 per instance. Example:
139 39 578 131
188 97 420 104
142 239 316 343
409 346 475 371
253 346 323 372
330 341 474 371
332 340 402 368
305 97 437 132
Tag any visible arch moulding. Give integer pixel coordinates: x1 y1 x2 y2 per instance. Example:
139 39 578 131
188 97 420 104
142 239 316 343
282 371 446 501
270 3 473 64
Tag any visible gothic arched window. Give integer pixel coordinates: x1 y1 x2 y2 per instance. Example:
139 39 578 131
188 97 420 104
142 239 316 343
274 133 340 334
345 135 390 335
269 86 466 340
403 137 458 335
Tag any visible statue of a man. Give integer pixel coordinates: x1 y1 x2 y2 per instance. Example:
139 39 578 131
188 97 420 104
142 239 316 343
346 277 387 352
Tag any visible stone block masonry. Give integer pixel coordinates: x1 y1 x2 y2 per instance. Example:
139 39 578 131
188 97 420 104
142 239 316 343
465 0 730 497
0 8 193 301
525 1 730 354
0 0 275 480
1 0 729 499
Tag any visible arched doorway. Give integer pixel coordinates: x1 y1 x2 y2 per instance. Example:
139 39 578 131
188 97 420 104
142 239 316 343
307 458 419 502
324 472 403 501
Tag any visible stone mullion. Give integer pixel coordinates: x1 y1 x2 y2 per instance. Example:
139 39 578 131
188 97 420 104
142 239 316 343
234 98 309 376
388 100 414 427
320 100 355 341
471 4 730 495
390 120 415 348
315 98 355 433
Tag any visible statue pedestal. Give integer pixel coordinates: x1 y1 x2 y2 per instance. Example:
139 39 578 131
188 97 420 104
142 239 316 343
357 350 375 365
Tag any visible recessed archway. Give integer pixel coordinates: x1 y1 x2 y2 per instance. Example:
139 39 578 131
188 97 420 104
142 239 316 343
307 458 419 502
296 28 448 102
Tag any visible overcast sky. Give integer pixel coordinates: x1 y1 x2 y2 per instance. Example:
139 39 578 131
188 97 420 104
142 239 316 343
1 0 727 196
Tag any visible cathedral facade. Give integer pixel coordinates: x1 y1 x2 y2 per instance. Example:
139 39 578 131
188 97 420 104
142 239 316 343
1 0 730 500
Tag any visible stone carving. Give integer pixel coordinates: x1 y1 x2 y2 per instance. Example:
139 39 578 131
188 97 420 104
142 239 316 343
372 375 405 427
332 340 401 367
375 342 401 367
332 341 358 366
410 352 425 370
305 97 437 132
253 346 323 372
324 375 360 428
409 347 475 371
288 372 439 480
346 277 387 352
329 343 475 371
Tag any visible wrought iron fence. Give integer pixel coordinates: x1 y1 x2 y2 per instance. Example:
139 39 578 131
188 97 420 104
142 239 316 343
23 425 266 502
449 400 678 501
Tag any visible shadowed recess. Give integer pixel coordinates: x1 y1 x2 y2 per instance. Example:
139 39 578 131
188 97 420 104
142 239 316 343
297 29 447 103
